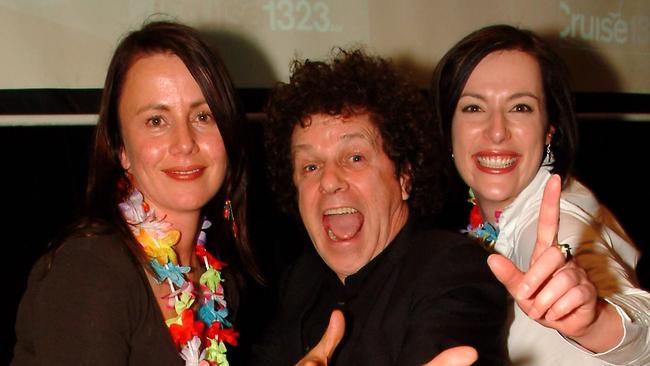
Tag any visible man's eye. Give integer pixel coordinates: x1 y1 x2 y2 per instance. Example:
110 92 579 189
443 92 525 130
304 164 318 172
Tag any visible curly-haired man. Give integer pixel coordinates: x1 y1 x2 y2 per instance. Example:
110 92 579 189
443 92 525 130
251 49 507 365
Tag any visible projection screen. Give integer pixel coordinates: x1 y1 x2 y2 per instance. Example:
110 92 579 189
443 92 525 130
0 0 648 125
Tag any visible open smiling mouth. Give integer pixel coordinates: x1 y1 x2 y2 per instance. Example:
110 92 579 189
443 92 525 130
322 207 364 241
476 156 517 169
474 153 520 173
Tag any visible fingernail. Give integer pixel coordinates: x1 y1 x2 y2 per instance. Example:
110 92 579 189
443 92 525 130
528 307 539 319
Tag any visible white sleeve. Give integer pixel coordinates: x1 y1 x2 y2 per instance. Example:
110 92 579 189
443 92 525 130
557 214 650 365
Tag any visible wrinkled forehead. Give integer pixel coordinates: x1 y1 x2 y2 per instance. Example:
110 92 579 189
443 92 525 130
291 113 383 152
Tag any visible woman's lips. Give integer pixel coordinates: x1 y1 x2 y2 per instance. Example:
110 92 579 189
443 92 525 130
473 152 519 174
162 166 205 180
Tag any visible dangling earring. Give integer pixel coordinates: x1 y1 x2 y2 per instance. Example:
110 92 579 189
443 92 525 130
117 170 134 197
223 199 239 239
543 144 555 165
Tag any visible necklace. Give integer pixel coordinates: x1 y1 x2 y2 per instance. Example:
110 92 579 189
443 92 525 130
463 189 500 251
119 190 238 366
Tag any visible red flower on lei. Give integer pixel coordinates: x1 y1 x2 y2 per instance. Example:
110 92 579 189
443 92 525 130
195 245 226 270
205 322 240 346
169 309 206 347
468 205 484 229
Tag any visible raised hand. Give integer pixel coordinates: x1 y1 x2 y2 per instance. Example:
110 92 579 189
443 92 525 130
487 174 620 351
422 346 478 366
295 310 345 366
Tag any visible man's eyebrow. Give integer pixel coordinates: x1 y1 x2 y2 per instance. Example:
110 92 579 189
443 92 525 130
292 130 375 154
339 132 371 143
292 143 313 153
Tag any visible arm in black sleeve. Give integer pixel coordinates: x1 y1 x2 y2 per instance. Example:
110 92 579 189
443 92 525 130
396 234 508 366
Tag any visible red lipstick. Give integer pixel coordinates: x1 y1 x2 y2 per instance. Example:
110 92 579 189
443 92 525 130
472 151 519 174
162 166 205 181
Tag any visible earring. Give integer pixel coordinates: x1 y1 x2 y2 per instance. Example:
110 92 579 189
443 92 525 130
117 170 134 196
223 199 239 239
543 144 555 165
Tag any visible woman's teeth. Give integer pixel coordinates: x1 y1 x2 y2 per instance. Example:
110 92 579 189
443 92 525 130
477 156 516 169
172 168 200 175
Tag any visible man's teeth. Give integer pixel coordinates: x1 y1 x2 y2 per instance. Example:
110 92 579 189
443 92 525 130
324 207 359 241
477 156 516 169
324 207 358 215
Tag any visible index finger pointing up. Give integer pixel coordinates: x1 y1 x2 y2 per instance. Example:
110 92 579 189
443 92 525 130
531 174 562 264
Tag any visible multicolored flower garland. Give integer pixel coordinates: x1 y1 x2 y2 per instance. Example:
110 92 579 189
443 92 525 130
119 190 238 366
463 189 500 251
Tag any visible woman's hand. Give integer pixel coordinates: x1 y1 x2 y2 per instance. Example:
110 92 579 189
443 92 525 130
487 174 622 352
294 310 345 366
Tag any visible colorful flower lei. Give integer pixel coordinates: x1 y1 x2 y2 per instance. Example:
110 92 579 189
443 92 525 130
463 189 500 251
119 190 238 366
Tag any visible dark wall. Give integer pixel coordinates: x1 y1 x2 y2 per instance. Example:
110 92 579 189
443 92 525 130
2 126 93 363
2 91 649 364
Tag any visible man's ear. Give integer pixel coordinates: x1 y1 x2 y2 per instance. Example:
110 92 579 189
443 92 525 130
399 162 412 201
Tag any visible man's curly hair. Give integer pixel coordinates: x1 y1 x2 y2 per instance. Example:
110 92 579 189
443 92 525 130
264 48 444 218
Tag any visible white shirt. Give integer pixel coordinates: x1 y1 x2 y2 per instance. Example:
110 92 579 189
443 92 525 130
495 166 650 365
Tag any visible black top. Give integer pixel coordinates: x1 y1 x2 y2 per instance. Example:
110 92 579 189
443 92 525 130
249 219 508 365
12 228 239 365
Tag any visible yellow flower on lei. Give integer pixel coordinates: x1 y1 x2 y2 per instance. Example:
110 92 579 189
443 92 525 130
136 227 181 265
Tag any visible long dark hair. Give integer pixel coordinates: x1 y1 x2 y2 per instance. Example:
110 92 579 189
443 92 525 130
58 21 260 283
431 24 578 182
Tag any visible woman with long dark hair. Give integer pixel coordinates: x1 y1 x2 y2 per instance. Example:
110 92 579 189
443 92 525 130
12 21 260 365
431 24 650 365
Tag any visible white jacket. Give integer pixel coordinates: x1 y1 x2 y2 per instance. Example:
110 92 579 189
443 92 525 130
495 166 650 365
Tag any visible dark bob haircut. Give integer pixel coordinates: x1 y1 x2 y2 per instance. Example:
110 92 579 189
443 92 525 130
82 20 260 282
430 24 578 182
265 48 443 217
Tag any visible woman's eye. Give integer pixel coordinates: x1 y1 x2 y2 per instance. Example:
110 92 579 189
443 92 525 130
461 104 481 113
512 104 533 112
350 154 363 163
146 115 164 126
196 111 213 123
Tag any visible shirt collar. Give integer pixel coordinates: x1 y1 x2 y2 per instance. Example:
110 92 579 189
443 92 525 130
325 217 415 294
494 165 552 257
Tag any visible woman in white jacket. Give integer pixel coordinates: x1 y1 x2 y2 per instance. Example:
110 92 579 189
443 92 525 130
431 24 649 365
